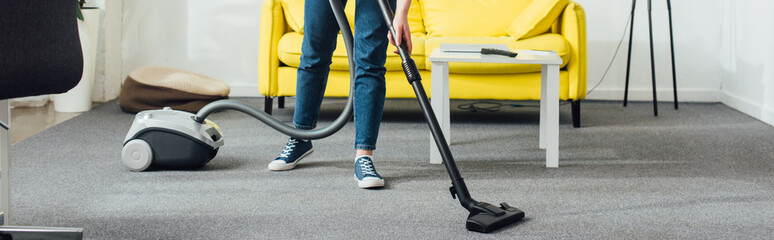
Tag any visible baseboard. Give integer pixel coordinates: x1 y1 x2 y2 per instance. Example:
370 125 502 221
721 91 774 127
585 88 720 102
763 107 774 127
228 84 263 97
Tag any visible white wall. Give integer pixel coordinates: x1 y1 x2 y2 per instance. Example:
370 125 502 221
579 0 774 126
577 0 724 102
718 0 774 126
118 0 774 126
86 0 122 103
122 0 263 96
121 0 727 101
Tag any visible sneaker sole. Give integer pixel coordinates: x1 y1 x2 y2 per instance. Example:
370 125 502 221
355 175 385 188
268 148 314 171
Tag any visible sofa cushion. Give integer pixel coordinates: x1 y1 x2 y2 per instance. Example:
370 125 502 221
424 33 570 74
275 67 574 101
277 32 426 71
420 0 530 37
507 0 569 40
280 0 424 34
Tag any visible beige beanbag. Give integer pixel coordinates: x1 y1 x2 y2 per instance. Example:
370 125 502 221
119 66 230 113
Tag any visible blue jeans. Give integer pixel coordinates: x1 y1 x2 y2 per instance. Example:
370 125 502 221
293 0 396 151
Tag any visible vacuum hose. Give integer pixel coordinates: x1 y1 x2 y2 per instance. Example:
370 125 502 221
194 0 355 140
193 0 525 232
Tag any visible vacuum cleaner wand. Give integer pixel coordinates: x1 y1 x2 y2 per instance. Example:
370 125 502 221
376 0 525 233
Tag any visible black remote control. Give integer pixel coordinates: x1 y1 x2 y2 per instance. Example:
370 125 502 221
480 48 518 57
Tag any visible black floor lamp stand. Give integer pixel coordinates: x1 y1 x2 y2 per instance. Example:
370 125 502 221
623 0 678 116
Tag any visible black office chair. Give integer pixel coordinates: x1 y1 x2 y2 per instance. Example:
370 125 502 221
1 0 86 239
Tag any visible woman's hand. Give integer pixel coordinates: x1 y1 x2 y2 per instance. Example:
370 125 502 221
388 0 412 55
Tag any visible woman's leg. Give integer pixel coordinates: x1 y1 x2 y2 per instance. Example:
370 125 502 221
270 0 344 171
352 0 395 151
351 0 396 188
293 0 345 130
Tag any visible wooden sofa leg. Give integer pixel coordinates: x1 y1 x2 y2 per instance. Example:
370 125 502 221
264 96 273 115
571 100 581 128
278 96 285 109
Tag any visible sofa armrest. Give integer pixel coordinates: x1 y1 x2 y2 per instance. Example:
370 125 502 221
558 2 587 100
258 0 287 97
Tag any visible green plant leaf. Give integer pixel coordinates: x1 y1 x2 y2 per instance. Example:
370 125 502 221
76 0 85 21
76 3 84 21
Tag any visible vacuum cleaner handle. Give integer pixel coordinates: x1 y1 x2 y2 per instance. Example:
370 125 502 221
377 0 421 84
375 0 476 209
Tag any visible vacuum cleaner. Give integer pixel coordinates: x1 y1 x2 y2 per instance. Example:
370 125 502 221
122 0 524 233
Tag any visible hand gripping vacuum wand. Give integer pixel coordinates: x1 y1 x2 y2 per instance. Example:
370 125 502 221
121 0 523 233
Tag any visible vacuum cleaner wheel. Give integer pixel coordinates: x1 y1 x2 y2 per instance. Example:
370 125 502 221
122 139 153 171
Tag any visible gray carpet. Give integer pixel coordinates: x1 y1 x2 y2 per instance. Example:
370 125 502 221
9 98 774 239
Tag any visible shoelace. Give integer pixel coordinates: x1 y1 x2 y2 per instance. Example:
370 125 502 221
357 157 377 176
279 138 298 158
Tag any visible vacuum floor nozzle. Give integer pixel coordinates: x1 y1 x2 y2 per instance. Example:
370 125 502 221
465 202 525 233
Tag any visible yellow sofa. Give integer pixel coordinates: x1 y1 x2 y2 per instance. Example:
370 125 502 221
259 0 587 127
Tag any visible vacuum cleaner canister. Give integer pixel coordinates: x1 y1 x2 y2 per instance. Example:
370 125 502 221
122 107 224 171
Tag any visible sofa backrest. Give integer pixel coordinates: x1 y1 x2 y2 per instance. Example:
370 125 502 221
278 0 569 40
279 0 425 34
419 0 531 37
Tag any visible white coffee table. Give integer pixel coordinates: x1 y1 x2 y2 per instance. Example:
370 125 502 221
427 48 563 168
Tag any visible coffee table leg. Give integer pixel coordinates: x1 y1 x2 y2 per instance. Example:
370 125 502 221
430 61 449 164
542 64 560 168
540 66 547 150
1 100 10 224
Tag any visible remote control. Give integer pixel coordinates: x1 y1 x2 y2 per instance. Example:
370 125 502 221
480 48 518 57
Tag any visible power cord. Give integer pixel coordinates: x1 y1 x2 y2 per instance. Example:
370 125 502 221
458 102 502 112
457 101 569 112
456 12 633 113
586 10 634 95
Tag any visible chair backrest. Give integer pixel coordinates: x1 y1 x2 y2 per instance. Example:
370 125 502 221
0 0 84 100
